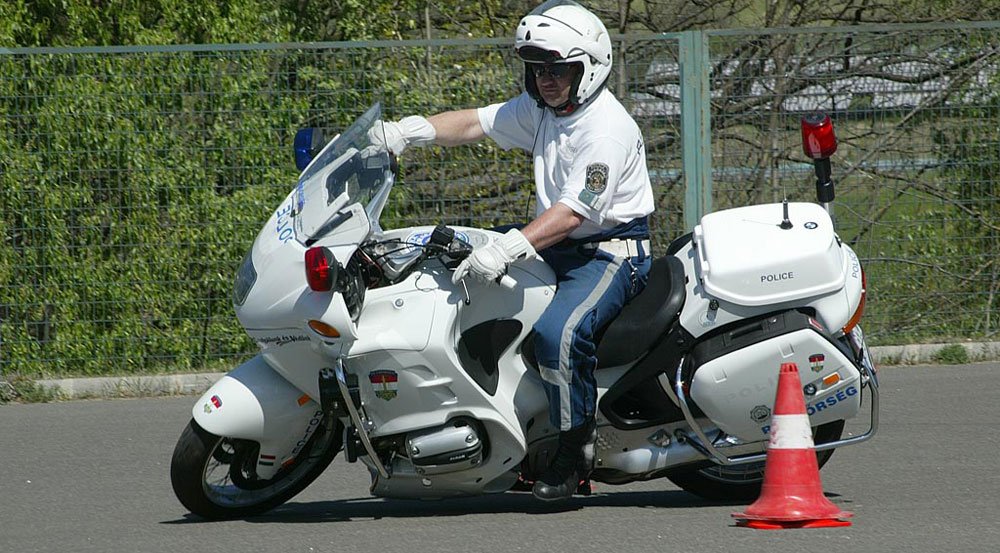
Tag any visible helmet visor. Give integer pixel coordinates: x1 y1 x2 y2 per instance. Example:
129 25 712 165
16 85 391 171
517 45 565 63
517 45 587 64
529 63 576 79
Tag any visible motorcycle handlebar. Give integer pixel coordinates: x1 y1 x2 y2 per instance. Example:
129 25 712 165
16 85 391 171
429 225 516 290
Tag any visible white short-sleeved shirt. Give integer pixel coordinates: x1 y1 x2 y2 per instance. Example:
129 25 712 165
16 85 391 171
477 89 654 240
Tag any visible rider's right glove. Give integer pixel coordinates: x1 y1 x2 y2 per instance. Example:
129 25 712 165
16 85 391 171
452 229 536 285
368 116 436 156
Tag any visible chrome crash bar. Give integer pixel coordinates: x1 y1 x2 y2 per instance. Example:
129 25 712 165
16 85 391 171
667 355 880 466
333 359 390 479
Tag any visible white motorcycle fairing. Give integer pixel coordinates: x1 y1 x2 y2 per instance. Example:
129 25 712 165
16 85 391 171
340 228 557 498
192 355 324 479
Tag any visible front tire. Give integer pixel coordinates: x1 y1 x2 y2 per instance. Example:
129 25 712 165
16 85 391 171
170 417 343 519
664 420 844 501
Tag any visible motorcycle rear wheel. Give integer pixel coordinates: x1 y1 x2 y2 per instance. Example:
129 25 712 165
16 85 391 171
664 420 844 501
170 417 343 519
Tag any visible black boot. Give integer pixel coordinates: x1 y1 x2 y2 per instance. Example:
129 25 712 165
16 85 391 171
532 419 596 501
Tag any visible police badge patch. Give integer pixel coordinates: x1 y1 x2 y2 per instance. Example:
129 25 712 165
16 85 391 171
579 162 609 209
585 163 609 193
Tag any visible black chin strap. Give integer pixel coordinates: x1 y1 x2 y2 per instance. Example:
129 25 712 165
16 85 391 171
551 101 578 116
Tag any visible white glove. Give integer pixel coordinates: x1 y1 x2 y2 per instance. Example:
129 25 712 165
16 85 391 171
452 229 536 285
368 115 436 156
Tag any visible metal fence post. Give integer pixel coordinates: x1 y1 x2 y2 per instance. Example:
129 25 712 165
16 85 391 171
679 30 712 230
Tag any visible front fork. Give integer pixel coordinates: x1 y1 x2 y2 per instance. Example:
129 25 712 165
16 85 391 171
323 360 391 480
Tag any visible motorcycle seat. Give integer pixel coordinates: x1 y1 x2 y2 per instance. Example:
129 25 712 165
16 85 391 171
594 255 686 369
520 255 687 372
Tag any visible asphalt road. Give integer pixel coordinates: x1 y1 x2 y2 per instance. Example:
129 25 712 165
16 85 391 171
2 363 999 553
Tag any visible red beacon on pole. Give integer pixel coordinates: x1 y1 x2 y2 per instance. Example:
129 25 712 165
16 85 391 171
800 113 838 215
801 113 837 160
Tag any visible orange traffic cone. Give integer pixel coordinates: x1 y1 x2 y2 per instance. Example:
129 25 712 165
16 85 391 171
732 362 853 529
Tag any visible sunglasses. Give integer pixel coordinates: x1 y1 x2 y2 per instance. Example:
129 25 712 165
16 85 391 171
529 64 574 79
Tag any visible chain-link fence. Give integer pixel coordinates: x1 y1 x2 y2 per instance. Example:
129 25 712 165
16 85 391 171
2 22 998 377
705 23 1000 347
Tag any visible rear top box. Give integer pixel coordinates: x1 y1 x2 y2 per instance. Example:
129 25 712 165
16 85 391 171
693 202 846 306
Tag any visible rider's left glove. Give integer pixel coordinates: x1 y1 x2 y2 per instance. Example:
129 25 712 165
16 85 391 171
368 116 436 156
452 229 536 285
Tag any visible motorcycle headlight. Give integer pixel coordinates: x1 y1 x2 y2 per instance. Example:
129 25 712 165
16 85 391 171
233 251 257 306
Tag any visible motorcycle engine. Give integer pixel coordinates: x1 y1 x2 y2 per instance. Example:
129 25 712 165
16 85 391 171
405 419 483 476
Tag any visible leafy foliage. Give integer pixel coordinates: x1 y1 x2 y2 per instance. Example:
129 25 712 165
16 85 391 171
0 36 534 377
2 2 1000 379
0 50 309 375
1 0 295 47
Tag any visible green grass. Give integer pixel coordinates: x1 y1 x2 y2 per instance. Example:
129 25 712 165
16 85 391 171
932 344 971 365
0 375 63 404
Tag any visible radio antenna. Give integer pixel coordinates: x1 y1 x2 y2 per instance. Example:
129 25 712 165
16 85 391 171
780 198 793 229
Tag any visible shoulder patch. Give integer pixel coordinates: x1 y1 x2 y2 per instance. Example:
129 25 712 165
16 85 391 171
578 162 609 210
585 163 609 194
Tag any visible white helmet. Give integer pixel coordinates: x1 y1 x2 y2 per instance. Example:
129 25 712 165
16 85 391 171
515 0 613 111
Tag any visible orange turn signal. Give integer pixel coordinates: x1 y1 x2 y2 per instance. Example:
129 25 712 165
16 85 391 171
842 269 867 335
308 320 341 338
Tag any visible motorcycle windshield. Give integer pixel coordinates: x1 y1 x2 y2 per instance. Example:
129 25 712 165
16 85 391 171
293 103 395 242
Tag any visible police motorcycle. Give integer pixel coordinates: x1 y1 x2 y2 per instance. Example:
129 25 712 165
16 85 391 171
170 103 878 519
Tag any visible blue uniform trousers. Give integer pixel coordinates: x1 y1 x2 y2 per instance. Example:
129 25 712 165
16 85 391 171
533 244 651 431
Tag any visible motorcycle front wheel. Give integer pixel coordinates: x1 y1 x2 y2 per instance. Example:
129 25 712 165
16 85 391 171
170 417 343 519
664 420 844 501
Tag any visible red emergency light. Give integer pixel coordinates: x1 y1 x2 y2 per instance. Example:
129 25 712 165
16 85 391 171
801 113 837 160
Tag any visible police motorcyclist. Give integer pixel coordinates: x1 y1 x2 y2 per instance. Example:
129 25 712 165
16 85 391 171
374 0 654 501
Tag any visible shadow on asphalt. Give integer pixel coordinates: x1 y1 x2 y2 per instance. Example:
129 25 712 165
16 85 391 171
161 489 759 524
